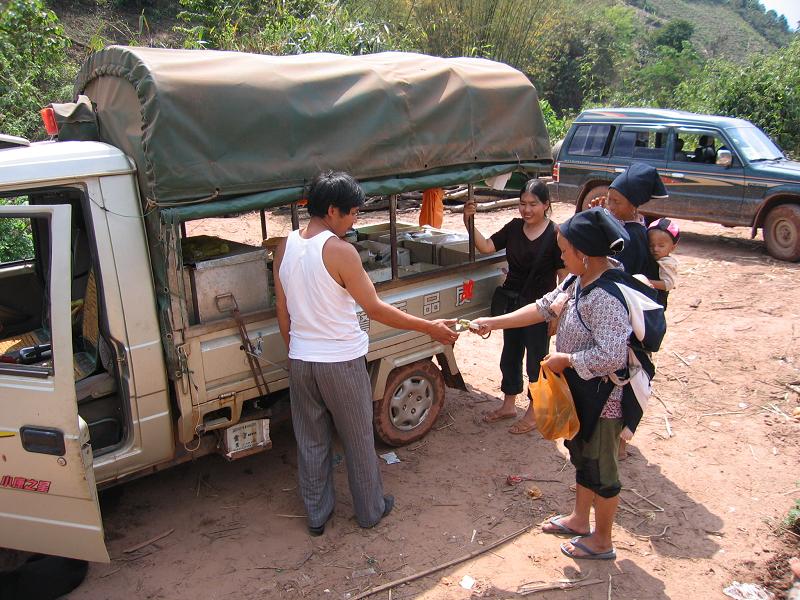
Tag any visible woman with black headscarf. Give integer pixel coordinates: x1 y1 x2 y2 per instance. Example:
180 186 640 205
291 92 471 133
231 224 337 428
472 207 662 561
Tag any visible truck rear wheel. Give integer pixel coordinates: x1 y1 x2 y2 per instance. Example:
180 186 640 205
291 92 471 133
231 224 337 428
764 204 800 262
373 359 445 446
580 184 609 212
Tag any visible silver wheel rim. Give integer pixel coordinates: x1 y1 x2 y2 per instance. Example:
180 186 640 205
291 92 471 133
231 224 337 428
388 375 434 431
773 217 797 251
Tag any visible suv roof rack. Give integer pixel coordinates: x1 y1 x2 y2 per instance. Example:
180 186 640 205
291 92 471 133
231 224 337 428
0 133 31 149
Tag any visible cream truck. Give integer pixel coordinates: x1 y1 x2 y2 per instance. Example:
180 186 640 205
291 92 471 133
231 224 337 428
0 46 551 562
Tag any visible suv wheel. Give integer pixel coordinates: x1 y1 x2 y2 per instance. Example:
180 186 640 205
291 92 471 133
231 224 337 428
373 359 444 446
764 204 800 262
580 184 609 212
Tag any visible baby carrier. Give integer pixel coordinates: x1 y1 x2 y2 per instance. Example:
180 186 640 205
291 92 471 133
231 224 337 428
562 269 667 439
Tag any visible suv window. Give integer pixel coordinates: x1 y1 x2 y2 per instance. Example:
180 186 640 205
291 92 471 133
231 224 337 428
566 124 612 156
613 127 667 160
675 129 727 164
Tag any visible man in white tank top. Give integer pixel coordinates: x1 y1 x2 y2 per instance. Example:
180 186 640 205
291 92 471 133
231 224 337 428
274 171 459 536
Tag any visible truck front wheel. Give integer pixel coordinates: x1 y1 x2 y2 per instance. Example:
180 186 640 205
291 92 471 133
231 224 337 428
764 204 800 261
580 184 608 212
373 359 445 446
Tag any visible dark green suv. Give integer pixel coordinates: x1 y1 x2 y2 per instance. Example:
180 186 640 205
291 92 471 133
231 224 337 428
553 108 800 261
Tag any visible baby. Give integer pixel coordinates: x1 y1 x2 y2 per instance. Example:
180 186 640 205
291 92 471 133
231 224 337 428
647 218 680 308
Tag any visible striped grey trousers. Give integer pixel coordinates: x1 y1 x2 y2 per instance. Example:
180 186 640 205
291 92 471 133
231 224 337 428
288 357 386 528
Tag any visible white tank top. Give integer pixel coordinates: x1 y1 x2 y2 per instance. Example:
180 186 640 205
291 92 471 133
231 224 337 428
280 229 369 362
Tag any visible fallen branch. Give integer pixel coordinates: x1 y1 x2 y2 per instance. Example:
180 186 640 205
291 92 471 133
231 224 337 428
631 525 670 541
351 523 535 599
651 391 672 415
697 410 748 419
624 488 664 512
252 550 313 571
435 414 456 431
124 529 175 554
517 577 603 596
201 525 246 539
448 198 520 213
710 305 746 311
663 415 672 438
670 351 692 367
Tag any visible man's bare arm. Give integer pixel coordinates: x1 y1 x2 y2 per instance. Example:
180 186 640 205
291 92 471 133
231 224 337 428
325 240 458 345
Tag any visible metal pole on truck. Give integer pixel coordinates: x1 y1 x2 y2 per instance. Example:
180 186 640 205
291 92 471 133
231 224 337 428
468 183 475 262
389 194 398 279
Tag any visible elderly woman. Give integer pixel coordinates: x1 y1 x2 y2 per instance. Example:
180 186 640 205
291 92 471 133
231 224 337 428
472 207 640 561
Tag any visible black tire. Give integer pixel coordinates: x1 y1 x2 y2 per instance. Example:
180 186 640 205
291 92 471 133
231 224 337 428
764 204 800 262
373 359 445 446
579 184 609 212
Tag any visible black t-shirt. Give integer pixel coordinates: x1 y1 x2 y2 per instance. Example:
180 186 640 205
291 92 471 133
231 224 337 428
490 219 564 304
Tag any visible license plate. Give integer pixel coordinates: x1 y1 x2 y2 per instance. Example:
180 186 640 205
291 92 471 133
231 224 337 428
223 419 271 459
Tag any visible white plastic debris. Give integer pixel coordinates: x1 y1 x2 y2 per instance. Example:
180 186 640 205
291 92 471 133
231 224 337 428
459 575 475 590
722 581 774 600
380 451 401 464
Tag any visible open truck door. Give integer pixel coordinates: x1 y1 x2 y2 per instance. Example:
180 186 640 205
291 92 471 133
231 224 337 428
0 204 108 562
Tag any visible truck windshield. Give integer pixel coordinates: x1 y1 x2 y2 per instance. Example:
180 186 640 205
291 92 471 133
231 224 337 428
726 126 784 162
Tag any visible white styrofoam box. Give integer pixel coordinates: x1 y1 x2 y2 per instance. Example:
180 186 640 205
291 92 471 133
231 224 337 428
355 221 420 241
353 240 411 266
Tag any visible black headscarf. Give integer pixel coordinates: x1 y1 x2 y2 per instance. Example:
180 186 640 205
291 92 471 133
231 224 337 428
559 207 629 257
609 162 669 207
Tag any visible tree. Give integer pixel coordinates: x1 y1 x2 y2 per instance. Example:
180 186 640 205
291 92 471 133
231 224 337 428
651 19 694 51
675 37 800 158
0 0 76 139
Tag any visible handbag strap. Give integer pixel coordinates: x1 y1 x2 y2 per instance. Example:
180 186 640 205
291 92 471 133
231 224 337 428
519 221 556 301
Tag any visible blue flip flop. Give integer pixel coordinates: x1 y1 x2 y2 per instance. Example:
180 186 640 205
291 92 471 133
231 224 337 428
560 536 616 560
542 515 590 537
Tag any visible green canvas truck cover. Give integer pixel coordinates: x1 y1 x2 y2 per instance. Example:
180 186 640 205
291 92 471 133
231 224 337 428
69 46 551 375
74 46 550 215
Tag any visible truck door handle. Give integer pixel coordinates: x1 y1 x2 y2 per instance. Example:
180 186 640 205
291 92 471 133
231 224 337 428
613 167 625 173
746 181 767 188
670 173 685 179
20 426 66 456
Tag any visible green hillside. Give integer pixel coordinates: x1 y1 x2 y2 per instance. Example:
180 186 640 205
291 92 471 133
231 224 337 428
2 0 796 154
633 0 791 60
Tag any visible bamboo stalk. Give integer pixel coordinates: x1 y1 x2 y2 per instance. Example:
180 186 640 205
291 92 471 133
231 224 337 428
351 523 535 599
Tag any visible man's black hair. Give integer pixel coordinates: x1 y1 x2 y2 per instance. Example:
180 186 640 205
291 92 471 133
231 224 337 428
306 171 366 217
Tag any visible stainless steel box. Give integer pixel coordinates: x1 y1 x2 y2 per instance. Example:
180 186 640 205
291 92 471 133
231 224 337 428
182 239 270 323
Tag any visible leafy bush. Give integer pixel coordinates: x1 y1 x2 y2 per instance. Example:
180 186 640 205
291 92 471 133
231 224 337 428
176 0 414 54
0 0 76 140
0 198 34 264
539 99 572 145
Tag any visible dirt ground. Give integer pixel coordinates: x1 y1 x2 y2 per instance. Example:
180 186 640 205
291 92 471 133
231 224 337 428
40 200 800 598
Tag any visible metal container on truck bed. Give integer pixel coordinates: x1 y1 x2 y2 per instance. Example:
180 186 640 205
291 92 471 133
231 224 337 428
182 237 270 323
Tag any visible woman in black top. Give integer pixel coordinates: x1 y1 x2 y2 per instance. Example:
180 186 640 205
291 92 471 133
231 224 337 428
463 178 566 434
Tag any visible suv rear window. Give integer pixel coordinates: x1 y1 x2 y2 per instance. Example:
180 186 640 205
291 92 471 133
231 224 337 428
613 128 667 160
566 124 612 157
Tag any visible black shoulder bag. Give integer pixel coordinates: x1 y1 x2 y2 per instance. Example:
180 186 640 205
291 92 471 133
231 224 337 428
490 222 555 317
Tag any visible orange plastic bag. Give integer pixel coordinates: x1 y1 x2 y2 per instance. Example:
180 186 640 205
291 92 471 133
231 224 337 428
530 362 579 440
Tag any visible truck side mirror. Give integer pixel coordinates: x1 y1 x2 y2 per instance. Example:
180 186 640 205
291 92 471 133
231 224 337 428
716 149 732 168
